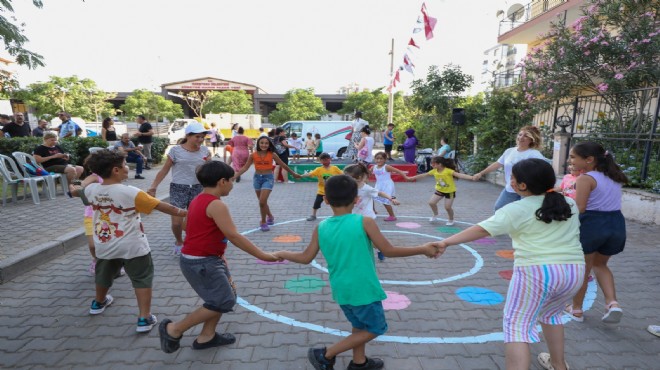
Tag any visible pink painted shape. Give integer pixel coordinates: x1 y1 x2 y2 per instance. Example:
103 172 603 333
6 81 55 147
474 237 498 245
256 259 289 265
498 270 513 281
382 291 412 310
395 222 421 229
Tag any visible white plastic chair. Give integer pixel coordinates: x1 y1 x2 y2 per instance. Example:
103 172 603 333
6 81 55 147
0 154 50 205
88 147 105 153
12 151 67 198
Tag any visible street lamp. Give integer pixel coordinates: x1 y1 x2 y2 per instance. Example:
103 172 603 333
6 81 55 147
555 114 573 133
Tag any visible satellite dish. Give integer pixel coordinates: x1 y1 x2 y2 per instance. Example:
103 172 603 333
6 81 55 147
507 4 524 21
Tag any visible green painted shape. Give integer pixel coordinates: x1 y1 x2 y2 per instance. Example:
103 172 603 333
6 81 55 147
284 275 326 293
436 226 462 233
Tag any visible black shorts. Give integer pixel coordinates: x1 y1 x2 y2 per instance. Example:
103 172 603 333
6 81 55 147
579 210 626 255
434 190 456 199
313 194 325 209
384 144 393 152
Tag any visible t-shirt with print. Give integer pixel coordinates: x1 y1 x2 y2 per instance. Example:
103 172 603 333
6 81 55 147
353 183 379 219
478 195 584 267
168 145 210 185
84 183 160 260
560 173 578 199
33 144 67 168
428 167 456 193
307 165 343 195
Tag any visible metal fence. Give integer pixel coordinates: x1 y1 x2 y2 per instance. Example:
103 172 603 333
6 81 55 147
532 86 660 188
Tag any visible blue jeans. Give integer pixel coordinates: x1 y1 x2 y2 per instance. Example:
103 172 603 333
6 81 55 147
494 189 521 211
126 152 143 175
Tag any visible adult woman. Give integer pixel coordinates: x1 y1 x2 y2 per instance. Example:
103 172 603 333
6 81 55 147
226 126 253 182
101 117 117 144
402 128 418 164
147 122 210 256
356 126 375 164
346 111 369 161
473 125 546 210
273 127 295 183
437 137 452 158
33 131 84 184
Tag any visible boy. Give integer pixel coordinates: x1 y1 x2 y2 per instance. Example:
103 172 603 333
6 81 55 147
289 132 303 163
300 152 343 221
314 133 323 162
69 149 187 333
383 123 395 160
305 132 317 161
274 175 444 370
158 161 281 353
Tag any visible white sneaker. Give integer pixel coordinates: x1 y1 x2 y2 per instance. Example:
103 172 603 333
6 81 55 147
647 325 660 337
172 244 182 256
446 220 455 226
287 180 295 184
429 216 440 223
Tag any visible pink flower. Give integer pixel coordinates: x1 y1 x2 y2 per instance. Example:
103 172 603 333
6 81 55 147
614 73 624 80
601 41 609 46
597 83 608 93
584 50 591 56
641 39 651 43
548 88 554 93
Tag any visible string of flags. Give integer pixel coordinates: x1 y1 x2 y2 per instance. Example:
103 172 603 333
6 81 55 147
387 2 437 92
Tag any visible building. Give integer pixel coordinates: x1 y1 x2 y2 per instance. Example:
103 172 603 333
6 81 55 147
480 44 526 90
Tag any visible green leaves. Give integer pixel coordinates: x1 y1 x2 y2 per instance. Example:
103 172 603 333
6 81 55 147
202 90 254 115
121 89 183 122
268 88 327 125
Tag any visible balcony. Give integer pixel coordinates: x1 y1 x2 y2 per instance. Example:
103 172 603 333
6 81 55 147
493 68 523 89
498 0 586 45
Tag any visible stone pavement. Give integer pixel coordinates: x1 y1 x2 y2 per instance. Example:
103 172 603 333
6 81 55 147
0 163 659 369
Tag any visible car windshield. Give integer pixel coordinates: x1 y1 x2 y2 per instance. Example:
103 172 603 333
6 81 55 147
170 121 186 131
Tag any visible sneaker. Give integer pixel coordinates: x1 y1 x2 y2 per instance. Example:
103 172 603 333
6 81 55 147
89 294 114 315
88 260 96 276
172 244 182 256
647 325 660 338
384 216 397 222
135 175 145 179
287 180 295 184
144 165 152 170
260 223 270 232
306 215 317 221
114 267 126 279
307 347 335 370
347 357 385 370
446 220 455 226
266 216 275 225
429 216 440 223
236 175 241 183
136 314 158 333
377 251 385 261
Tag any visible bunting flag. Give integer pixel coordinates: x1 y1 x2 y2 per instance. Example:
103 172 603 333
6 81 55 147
394 70 401 83
408 38 420 49
412 27 422 34
403 53 415 74
421 2 437 40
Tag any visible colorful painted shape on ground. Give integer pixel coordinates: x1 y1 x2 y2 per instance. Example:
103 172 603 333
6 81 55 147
383 291 411 310
455 286 504 306
272 235 302 243
496 250 514 259
284 275 326 293
498 270 513 281
436 226 462 233
395 222 421 229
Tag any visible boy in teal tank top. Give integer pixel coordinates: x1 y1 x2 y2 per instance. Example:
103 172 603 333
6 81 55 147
275 175 445 370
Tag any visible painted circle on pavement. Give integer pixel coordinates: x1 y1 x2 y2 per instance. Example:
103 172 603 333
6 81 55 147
284 275 326 293
273 235 302 243
498 270 513 281
383 291 412 310
456 287 505 306
496 250 514 259
395 222 422 229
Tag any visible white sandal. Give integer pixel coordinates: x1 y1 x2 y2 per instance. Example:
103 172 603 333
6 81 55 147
563 304 584 323
602 301 623 323
538 352 570 370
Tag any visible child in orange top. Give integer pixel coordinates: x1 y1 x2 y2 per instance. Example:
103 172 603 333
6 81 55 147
234 136 301 232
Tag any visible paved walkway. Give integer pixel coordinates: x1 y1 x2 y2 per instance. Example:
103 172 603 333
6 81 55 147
0 163 658 369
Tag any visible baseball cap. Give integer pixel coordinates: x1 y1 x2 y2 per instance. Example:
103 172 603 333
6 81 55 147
185 122 208 135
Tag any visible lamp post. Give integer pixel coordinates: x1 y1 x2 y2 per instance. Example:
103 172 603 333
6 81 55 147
555 114 573 133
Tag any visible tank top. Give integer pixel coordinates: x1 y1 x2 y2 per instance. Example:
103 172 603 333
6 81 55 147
253 151 273 171
182 193 228 257
373 164 392 183
585 171 622 211
105 129 117 141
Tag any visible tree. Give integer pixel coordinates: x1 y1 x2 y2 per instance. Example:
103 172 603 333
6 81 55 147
268 88 327 124
179 90 211 118
120 89 184 122
338 89 414 133
202 90 254 115
520 0 659 114
13 76 116 121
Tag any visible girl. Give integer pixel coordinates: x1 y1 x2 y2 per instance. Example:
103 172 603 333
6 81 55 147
438 158 584 370
305 132 316 161
356 126 375 164
234 136 301 232
371 151 408 222
554 164 581 199
148 122 211 255
565 141 628 324
344 162 399 261
227 126 253 183
101 117 117 145
407 156 474 225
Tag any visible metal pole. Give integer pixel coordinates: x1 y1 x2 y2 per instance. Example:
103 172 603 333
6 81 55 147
387 38 394 125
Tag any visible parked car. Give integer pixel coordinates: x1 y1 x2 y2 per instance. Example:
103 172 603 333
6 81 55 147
279 121 352 157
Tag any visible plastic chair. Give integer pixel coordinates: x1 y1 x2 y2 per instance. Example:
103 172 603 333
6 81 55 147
0 154 50 205
12 151 67 198
88 147 105 153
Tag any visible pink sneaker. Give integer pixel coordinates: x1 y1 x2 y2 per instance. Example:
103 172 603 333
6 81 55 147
384 216 397 222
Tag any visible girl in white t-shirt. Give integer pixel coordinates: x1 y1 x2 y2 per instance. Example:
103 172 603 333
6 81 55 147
344 163 399 261
356 126 375 164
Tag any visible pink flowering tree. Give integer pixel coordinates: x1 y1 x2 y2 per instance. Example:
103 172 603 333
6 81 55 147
519 0 659 115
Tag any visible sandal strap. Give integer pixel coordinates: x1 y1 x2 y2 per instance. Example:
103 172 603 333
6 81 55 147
605 301 619 309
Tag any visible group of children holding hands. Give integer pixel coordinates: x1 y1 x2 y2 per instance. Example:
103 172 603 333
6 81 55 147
71 135 628 370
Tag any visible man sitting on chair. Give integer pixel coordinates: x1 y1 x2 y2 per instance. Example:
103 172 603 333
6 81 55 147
113 133 146 179
33 131 84 184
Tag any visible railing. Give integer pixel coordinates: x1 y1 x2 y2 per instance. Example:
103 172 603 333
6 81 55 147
533 86 660 189
498 0 568 36
493 68 523 89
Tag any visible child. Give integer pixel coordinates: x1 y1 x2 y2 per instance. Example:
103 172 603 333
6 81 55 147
383 123 395 160
158 161 281 353
274 175 444 370
305 132 317 161
437 158 585 370
314 133 323 161
356 126 375 164
371 151 408 222
407 156 474 225
344 163 400 261
69 149 187 333
289 132 303 163
555 164 580 199
565 141 628 324
300 152 343 221
234 136 301 231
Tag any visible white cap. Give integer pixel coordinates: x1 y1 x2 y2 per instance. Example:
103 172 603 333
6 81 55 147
185 122 208 135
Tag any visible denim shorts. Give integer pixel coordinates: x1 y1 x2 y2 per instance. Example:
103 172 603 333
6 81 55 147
169 183 203 209
179 255 237 313
291 149 299 155
340 301 388 336
579 210 626 256
253 173 275 191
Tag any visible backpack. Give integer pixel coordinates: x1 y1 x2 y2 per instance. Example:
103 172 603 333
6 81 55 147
274 137 287 155
23 163 50 176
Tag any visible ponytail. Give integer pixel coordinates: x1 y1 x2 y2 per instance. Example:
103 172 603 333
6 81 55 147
572 141 628 184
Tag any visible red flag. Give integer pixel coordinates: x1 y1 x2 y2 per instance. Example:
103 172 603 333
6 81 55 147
421 3 437 40
408 38 420 49
394 70 400 83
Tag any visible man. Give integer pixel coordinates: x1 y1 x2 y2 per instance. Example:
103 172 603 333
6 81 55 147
58 112 77 138
32 119 49 137
114 133 146 179
135 115 154 170
0 112 32 138
0 114 10 132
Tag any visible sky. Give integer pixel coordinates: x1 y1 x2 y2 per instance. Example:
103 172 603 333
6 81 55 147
12 0 507 95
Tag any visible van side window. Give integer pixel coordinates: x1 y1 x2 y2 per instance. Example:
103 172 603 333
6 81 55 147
291 122 302 138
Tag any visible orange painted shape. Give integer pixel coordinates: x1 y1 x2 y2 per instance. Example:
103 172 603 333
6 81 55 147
273 235 302 243
498 270 513 280
496 250 514 259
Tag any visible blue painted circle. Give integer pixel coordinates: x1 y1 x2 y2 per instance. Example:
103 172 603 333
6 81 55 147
456 286 504 306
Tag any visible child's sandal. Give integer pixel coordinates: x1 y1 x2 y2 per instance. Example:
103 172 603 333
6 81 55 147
602 300 623 323
564 304 584 322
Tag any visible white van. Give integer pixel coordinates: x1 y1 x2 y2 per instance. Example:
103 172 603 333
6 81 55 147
279 121 352 157
167 119 225 145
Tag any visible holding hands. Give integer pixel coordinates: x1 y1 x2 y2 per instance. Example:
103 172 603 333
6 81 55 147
424 242 447 258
